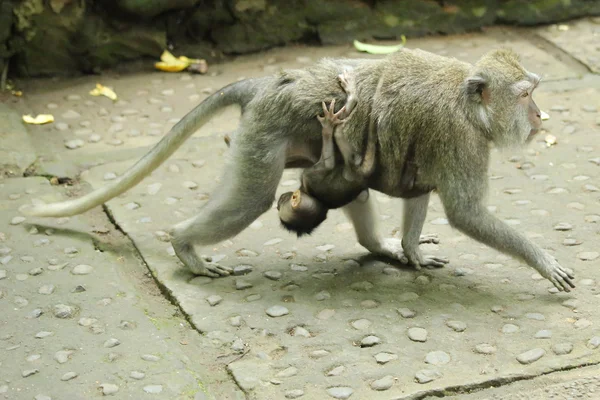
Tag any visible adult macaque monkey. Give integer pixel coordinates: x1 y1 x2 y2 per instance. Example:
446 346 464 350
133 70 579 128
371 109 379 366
22 48 575 292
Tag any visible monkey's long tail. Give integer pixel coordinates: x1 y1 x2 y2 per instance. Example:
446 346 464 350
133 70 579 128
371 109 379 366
21 79 260 217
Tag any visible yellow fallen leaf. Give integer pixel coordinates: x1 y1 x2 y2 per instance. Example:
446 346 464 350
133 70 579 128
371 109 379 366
155 61 188 72
12 90 23 97
353 36 407 54
155 50 207 73
159 49 180 64
89 83 117 101
557 24 569 31
545 134 557 147
22 114 54 125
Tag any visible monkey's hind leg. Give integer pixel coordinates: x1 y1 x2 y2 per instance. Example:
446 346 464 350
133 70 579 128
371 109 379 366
171 134 287 277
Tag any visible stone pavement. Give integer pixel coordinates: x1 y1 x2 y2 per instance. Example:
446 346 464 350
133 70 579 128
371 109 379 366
1 18 599 400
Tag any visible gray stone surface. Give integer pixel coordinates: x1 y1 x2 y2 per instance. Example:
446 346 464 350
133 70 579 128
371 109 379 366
4 20 600 400
0 177 242 399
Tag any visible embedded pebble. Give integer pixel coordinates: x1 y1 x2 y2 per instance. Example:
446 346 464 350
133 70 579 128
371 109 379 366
316 244 335 252
54 304 75 318
398 292 419 302
587 336 600 349
266 305 289 317
233 265 253 275
397 308 416 318
35 331 54 338
65 139 85 149
25 308 44 319
327 365 345 376
143 385 163 394
99 383 119 395
22 369 39 377
361 299 379 309
553 222 572 231
264 271 282 280
285 389 304 398
535 329 552 339
574 318 592 329
54 350 73 363
474 344 497 354
264 238 282 246
310 350 330 358
71 264 93 275
290 263 308 272
516 348 545 364
317 309 335 319
38 284 55 295
371 375 394 391
130 371 145 380
29 267 43 275
61 372 78 381
563 238 582 246
578 252 599 261
142 354 160 362
415 369 442 384
408 327 428 342
235 279 253 290
78 317 97 326
375 352 398 364
10 216 26 225
104 338 121 348
445 320 467 332
277 367 298 378
425 351 450 365
291 326 311 337
206 295 222 306
351 319 371 330
326 387 353 399
237 249 258 257
552 343 573 355
360 335 381 347
502 324 520 334
526 313 545 321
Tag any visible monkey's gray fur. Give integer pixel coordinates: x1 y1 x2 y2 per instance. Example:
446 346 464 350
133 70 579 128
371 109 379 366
21 48 575 292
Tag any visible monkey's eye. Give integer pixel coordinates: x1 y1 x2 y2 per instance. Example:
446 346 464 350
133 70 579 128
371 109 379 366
521 92 529 98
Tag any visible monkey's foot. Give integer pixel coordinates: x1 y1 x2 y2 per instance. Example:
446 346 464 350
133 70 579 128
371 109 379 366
317 100 346 129
538 255 575 292
338 70 355 94
172 240 232 277
337 70 357 117
364 238 448 271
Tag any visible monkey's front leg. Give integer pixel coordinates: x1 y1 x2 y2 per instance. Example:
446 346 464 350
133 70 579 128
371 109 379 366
401 193 449 270
440 187 575 292
342 191 443 264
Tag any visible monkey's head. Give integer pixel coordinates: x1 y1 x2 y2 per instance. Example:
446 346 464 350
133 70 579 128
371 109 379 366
277 189 328 237
466 49 543 148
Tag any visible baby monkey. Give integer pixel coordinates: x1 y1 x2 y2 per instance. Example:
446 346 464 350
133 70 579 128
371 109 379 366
277 70 376 236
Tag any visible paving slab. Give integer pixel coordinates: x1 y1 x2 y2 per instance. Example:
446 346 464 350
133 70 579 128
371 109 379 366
0 177 243 400
11 21 600 400
537 17 600 73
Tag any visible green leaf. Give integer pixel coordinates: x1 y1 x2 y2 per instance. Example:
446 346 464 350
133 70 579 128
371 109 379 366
353 36 407 54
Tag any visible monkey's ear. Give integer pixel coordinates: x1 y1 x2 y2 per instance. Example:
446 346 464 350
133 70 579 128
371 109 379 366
465 75 489 104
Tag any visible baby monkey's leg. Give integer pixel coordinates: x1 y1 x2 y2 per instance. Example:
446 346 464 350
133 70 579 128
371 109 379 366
316 99 346 170
334 70 366 180
315 68 359 170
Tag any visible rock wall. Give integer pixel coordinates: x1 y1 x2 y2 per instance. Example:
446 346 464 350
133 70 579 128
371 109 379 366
1 0 599 77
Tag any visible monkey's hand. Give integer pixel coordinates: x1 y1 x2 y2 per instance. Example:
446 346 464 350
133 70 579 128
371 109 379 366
538 253 575 292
